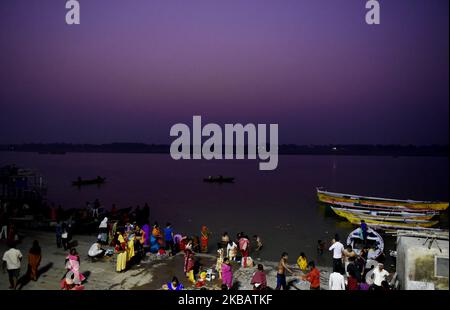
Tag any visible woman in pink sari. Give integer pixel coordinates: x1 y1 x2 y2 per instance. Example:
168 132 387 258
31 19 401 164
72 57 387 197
221 257 233 289
65 248 86 284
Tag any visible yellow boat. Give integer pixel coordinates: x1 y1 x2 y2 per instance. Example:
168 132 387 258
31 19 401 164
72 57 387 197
317 188 449 211
344 215 439 229
331 207 437 221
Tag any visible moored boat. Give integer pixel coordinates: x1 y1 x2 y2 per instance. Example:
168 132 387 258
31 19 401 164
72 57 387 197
344 215 439 230
327 200 433 212
203 176 235 183
331 206 437 221
317 188 449 211
346 227 384 260
72 176 106 186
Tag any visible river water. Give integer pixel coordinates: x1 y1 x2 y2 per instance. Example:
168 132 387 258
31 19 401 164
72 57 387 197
1 152 448 265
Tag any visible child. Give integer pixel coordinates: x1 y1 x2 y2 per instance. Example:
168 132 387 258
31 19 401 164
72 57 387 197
297 252 308 272
253 235 263 251
317 240 325 256
227 241 238 261
200 226 210 253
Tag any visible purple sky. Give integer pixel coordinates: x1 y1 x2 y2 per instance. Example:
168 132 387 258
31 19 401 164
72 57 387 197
0 0 448 144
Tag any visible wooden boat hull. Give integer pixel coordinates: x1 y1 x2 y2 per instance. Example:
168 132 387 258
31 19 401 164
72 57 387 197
331 207 437 221
345 215 439 229
317 189 448 211
327 200 439 213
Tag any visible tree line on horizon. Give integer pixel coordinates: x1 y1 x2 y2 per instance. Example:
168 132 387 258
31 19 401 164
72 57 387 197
0 143 448 157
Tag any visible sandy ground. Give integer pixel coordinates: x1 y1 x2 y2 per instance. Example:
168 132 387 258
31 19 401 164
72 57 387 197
0 230 331 290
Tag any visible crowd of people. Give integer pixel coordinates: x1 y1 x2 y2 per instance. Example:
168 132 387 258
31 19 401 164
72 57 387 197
327 232 391 290
1 199 391 291
1 240 42 290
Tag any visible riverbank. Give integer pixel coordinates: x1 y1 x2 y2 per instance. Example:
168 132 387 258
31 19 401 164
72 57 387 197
0 230 332 290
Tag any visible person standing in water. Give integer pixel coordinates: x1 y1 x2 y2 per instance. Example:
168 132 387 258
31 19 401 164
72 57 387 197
253 235 263 252
276 252 294 290
200 226 210 253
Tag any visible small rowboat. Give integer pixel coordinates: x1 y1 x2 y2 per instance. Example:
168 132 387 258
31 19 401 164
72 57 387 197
347 227 384 260
317 188 448 211
331 206 437 221
203 176 235 183
72 177 106 186
344 214 439 230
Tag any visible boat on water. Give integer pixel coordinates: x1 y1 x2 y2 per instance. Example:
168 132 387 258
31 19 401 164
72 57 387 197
346 227 384 261
203 176 235 183
327 200 436 213
317 188 449 211
331 206 437 221
345 214 439 230
38 151 66 155
72 176 106 186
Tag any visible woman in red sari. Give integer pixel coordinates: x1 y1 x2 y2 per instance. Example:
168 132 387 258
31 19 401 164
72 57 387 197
200 226 210 253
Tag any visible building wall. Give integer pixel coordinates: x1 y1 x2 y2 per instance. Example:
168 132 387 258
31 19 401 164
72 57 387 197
397 235 449 290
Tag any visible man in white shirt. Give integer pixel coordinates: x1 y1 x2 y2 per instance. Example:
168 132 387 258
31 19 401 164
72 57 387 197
372 263 390 289
329 271 345 290
329 235 344 274
2 243 23 289
88 242 105 258
226 241 238 261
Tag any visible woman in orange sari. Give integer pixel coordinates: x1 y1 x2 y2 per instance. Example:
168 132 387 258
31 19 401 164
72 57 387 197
28 240 42 281
152 222 164 248
200 226 210 253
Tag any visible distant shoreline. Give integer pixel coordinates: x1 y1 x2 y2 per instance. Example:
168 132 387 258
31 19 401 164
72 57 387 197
0 143 448 157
